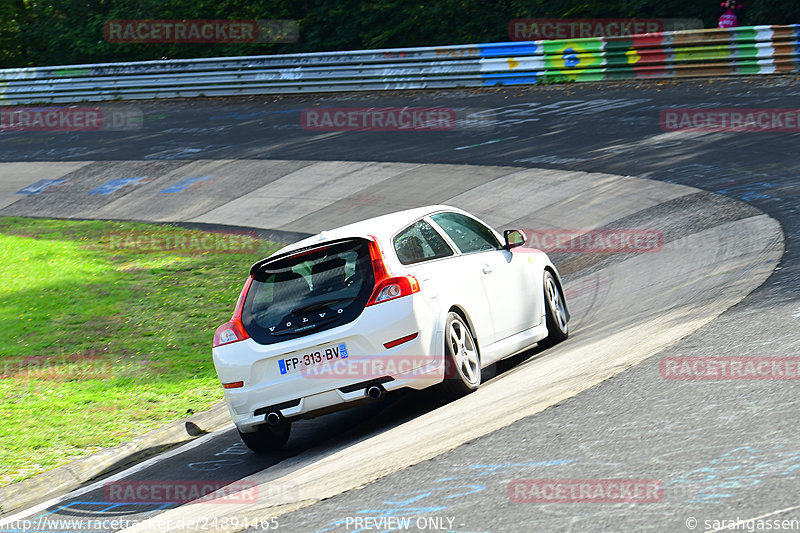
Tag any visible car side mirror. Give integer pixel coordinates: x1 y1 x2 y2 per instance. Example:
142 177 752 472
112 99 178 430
503 229 526 249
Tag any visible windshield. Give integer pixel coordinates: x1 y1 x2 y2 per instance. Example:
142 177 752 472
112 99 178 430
242 239 374 344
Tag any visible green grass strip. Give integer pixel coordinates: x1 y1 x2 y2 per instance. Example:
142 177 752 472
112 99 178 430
0 217 280 486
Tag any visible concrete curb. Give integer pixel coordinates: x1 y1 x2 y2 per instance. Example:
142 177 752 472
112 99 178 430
0 401 231 517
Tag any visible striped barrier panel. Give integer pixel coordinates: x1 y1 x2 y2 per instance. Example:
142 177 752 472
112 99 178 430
0 25 797 105
485 25 800 84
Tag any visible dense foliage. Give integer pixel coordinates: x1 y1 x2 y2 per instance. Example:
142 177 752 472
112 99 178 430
0 0 798 67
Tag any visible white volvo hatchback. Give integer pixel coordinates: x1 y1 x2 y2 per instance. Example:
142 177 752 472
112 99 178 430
212 206 569 452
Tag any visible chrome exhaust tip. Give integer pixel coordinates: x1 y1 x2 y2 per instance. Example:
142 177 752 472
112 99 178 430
366 385 384 400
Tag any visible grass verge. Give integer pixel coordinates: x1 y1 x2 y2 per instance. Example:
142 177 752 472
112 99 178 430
0 217 280 486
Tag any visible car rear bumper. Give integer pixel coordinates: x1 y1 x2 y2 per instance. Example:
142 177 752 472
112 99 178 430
212 295 443 432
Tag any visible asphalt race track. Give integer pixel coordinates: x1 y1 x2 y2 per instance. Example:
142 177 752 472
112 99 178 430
1 76 799 533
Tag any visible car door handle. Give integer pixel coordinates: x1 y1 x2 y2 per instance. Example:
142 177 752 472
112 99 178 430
482 264 493 274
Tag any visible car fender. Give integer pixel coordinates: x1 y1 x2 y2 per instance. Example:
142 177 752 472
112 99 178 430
432 302 483 358
512 247 571 323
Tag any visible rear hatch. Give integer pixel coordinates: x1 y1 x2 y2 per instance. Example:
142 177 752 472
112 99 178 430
242 238 375 345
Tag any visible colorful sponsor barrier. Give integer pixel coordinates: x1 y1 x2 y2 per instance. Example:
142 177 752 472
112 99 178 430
0 25 797 104
508 18 703 40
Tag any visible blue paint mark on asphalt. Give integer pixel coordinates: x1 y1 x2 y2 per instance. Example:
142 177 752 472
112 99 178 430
434 459 574 482
16 179 70 195
88 176 149 195
665 445 800 504
311 460 574 532
37 500 173 515
716 181 776 202
0 500 172 533
158 176 212 193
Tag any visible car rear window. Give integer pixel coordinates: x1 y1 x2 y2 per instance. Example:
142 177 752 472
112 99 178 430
242 239 374 345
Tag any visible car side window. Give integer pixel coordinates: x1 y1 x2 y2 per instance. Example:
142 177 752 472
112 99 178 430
393 219 454 265
430 212 501 254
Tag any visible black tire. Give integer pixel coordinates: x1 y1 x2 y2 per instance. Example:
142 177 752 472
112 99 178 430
440 311 481 397
237 421 291 453
539 270 569 348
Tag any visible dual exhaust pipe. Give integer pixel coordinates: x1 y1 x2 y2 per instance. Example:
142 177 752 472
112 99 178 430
366 384 384 400
264 384 384 425
265 411 282 426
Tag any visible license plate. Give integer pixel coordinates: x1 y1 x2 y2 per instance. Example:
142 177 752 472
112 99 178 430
278 343 348 375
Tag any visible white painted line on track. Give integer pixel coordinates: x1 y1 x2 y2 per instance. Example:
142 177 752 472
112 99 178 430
0 424 233 527
706 503 800 532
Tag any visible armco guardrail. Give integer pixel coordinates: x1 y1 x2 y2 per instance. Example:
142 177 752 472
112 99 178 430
0 25 797 105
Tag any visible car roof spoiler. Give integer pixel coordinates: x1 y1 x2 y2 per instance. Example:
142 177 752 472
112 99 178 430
249 236 370 278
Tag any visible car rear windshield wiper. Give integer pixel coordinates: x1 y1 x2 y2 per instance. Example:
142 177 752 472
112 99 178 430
290 297 356 316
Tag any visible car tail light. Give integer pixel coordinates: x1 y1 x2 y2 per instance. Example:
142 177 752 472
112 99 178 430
213 321 249 347
366 237 420 306
368 276 420 305
367 237 390 280
212 276 253 347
